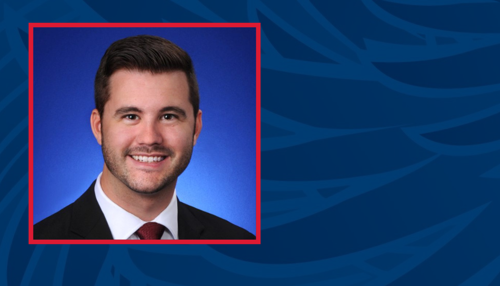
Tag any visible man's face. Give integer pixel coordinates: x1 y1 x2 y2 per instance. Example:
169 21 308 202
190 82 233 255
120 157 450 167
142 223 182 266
91 69 202 195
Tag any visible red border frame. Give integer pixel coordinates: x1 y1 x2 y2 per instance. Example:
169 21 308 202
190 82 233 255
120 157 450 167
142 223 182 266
28 23 261 245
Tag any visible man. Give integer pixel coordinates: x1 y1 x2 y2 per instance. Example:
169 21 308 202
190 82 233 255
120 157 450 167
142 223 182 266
34 35 255 240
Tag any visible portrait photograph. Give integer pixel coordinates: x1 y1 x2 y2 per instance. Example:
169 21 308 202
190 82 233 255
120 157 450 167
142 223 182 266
30 24 259 243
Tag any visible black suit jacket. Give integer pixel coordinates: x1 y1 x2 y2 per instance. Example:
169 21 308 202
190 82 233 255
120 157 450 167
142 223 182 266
34 181 255 240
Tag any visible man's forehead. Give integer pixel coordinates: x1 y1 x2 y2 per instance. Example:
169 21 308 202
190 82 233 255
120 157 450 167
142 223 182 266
102 69 193 119
108 69 189 89
107 69 190 103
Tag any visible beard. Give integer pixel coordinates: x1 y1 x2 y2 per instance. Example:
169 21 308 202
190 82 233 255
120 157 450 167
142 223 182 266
101 137 194 195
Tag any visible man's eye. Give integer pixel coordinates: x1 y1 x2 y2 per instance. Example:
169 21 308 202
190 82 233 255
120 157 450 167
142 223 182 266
125 114 138 120
163 114 176 120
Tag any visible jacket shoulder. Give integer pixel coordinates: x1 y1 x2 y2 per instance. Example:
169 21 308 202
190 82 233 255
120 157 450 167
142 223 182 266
180 202 255 239
34 203 73 239
33 181 112 240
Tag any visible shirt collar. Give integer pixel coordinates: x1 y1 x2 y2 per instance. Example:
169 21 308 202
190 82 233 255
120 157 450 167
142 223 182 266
94 172 178 239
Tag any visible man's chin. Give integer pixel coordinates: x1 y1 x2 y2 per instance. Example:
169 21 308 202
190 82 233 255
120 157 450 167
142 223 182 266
126 182 165 195
124 177 175 195
130 188 163 195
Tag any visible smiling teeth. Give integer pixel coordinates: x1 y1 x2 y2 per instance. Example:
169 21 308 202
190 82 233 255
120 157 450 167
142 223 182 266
131 156 165 163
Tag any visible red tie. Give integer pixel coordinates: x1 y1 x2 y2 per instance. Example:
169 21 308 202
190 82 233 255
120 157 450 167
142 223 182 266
136 222 165 240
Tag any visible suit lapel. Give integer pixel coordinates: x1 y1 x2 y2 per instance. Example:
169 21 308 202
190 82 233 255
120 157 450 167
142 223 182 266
67 183 202 239
177 200 204 239
69 181 113 239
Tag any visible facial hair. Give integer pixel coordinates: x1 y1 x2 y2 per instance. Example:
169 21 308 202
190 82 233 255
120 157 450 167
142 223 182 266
101 137 194 195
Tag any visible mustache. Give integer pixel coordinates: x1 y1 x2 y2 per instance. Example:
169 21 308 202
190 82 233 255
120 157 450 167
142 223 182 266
125 146 173 156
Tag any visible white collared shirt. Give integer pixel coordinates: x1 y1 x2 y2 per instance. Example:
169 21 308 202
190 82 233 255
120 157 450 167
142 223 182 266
94 173 178 239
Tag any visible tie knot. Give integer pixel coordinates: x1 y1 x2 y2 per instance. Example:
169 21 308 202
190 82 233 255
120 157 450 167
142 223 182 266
136 222 165 240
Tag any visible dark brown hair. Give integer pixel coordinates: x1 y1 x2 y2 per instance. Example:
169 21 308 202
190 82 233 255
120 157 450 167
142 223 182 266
94 35 199 117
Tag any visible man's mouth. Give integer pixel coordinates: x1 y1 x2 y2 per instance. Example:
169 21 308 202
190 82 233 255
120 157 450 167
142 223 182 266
131 155 167 163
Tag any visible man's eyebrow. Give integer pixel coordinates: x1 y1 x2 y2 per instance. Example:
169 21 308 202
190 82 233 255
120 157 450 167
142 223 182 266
160 106 187 118
114 107 142 116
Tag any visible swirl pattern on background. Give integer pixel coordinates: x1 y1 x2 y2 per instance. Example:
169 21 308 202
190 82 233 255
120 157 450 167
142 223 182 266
4 0 500 285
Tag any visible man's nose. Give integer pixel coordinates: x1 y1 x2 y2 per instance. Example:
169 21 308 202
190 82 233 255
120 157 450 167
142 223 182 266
137 121 163 145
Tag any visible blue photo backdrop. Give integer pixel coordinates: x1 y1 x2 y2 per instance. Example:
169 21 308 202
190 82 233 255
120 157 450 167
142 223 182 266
2 0 500 285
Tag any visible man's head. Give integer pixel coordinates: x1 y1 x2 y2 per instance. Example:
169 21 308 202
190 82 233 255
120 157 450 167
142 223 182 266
94 35 199 118
90 35 202 196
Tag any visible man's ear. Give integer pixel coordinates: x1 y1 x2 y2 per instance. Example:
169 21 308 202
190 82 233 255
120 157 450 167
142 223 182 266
90 109 103 145
193 110 202 146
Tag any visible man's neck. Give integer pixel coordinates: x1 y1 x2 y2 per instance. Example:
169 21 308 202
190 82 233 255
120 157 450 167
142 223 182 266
99 168 175 221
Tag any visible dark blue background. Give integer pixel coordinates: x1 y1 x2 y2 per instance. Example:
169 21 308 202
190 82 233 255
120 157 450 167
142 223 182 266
32 27 257 235
3 0 500 285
